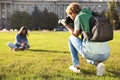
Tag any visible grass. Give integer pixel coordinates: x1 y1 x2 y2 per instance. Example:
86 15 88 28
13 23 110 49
0 31 120 80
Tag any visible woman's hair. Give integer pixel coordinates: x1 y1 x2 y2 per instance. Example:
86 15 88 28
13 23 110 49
18 26 28 36
66 2 82 15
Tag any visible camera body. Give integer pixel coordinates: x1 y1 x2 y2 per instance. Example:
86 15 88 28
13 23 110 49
58 16 74 26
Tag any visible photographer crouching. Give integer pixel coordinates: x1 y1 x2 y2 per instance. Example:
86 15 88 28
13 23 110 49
59 2 110 76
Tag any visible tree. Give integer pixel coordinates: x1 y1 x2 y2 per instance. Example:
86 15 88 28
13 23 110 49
40 8 49 29
21 11 31 29
40 8 59 30
10 11 31 29
47 12 59 30
31 5 41 30
107 0 120 30
10 6 59 30
10 11 22 29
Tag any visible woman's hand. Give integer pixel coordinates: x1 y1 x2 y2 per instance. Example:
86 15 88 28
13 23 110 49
21 41 26 46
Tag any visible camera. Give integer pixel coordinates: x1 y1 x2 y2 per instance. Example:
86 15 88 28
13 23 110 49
58 16 74 26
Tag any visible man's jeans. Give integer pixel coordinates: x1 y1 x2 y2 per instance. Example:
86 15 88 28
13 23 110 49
68 35 110 66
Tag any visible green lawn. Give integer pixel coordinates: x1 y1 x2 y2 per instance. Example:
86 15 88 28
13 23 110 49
0 31 120 80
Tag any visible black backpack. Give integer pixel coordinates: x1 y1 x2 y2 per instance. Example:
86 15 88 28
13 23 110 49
82 15 113 42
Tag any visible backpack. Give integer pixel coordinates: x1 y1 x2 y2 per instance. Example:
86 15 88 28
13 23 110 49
82 15 113 42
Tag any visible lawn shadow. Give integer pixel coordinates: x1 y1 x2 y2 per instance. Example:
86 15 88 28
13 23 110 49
29 49 69 54
81 69 96 75
81 69 120 78
107 70 120 78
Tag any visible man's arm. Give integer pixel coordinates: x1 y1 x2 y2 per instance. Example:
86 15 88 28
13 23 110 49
61 19 81 37
65 24 80 37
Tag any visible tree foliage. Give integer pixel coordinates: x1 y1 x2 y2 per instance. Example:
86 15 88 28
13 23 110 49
107 0 120 30
10 11 22 29
10 11 31 29
31 5 41 30
40 8 58 30
10 5 59 30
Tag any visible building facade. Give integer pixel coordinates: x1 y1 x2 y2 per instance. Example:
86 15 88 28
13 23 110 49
0 0 120 29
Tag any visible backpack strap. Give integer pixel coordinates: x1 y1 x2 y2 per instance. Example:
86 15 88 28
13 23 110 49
80 16 95 40
79 19 89 40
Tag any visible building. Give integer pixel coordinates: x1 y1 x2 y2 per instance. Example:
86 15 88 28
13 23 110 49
0 0 120 29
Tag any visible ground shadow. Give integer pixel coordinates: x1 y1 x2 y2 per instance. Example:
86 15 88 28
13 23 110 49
81 69 120 78
107 70 120 78
29 49 69 54
81 69 96 75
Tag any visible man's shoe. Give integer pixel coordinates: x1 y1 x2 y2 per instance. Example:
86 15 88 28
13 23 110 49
97 62 105 76
69 65 80 73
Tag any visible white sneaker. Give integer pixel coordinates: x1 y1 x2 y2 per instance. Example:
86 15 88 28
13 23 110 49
97 62 105 76
69 66 80 73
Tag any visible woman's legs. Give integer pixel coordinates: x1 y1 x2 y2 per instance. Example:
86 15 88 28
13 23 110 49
7 42 17 49
7 42 21 51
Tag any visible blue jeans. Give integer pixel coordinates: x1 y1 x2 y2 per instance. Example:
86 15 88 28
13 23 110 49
68 35 110 66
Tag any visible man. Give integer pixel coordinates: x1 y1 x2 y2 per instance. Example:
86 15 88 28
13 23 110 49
61 2 110 76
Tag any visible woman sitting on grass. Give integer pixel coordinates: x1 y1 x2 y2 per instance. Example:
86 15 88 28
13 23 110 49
7 26 30 51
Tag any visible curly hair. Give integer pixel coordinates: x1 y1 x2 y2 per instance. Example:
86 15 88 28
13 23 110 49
66 2 82 15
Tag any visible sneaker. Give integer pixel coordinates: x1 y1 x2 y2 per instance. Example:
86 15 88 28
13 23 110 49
97 62 105 76
69 65 80 73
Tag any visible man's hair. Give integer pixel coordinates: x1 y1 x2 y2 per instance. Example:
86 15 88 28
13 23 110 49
66 2 82 15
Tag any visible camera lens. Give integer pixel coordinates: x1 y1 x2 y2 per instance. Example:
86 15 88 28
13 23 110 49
58 19 62 24
65 16 74 24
